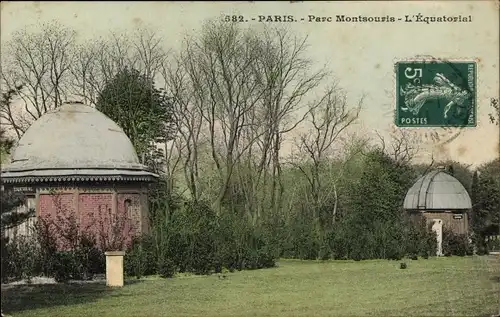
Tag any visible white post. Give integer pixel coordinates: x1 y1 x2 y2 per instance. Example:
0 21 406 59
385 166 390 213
431 219 443 256
104 251 125 287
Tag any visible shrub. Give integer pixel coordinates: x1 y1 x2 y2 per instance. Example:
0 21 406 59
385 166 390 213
34 220 58 276
404 218 437 258
3 235 41 282
51 251 77 283
1 218 106 284
125 236 157 279
141 198 278 277
1 236 9 283
256 246 276 268
327 226 350 260
486 236 500 252
442 227 473 256
72 234 105 280
157 255 176 278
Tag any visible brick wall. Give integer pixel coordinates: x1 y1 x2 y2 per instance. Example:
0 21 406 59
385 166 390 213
39 193 75 219
116 193 143 247
38 192 76 250
116 193 141 231
38 189 145 251
78 193 113 242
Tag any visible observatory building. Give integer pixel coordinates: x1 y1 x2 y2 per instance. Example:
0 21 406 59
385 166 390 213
403 167 472 234
1 102 158 249
403 167 472 255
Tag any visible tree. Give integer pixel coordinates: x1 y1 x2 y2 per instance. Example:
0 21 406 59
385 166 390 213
1 22 76 138
376 128 421 165
96 67 175 169
1 22 171 142
290 84 363 230
163 20 330 219
341 148 416 260
0 87 21 163
69 28 169 108
0 86 27 230
0 130 26 230
471 159 500 247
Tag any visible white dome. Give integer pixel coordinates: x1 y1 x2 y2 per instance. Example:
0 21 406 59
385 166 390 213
1 102 157 183
404 170 472 210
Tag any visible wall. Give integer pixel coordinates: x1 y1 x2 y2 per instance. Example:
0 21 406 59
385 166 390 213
411 211 469 235
38 192 77 249
78 192 113 248
35 185 148 250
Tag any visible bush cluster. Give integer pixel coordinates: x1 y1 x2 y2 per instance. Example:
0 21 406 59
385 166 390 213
442 227 473 256
124 200 276 279
1 220 105 283
278 216 437 261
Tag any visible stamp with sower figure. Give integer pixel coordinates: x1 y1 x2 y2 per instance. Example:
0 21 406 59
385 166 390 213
395 58 477 128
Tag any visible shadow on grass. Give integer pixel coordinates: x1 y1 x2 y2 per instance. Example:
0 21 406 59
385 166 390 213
1 279 144 313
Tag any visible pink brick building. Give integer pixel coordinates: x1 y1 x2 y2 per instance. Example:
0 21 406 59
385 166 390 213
1 102 158 250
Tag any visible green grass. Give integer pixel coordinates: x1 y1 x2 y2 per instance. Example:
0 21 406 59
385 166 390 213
2 256 499 317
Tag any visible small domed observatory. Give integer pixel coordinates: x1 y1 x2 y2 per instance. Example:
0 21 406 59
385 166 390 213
1 102 158 249
403 167 472 255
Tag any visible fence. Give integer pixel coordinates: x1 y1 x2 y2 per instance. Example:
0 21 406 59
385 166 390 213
486 235 500 251
3 216 37 241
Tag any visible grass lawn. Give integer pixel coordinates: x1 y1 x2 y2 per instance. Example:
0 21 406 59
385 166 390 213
2 256 499 317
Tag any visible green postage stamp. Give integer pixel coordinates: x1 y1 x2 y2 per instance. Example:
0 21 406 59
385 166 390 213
395 59 477 127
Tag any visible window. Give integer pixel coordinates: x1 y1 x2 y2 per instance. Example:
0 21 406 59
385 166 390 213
16 195 35 216
124 199 132 218
26 196 35 211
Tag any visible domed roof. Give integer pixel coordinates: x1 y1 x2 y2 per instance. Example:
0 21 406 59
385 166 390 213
403 169 472 211
1 102 157 183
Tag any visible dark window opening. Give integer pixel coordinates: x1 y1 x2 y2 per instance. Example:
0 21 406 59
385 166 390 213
124 199 132 218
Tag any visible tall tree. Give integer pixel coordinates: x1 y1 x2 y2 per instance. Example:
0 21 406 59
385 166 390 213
0 91 28 232
69 28 169 108
290 85 363 229
343 148 416 260
1 22 76 138
472 159 500 243
96 67 175 170
163 21 332 218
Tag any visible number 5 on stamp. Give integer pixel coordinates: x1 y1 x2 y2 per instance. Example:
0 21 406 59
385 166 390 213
395 60 477 128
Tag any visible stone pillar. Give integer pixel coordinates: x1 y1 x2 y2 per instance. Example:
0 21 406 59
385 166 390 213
105 251 125 287
431 219 443 256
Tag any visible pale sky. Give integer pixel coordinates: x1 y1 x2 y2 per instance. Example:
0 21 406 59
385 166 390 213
1 1 499 167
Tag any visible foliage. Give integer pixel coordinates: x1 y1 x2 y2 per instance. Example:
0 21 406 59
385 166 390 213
442 227 473 256
471 159 500 250
124 236 157 279
3 20 500 286
404 217 437 258
485 236 500 252
96 67 175 169
1 217 105 283
330 148 416 260
51 252 78 283
124 198 277 279
0 87 29 228
157 255 176 279
2 235 40 282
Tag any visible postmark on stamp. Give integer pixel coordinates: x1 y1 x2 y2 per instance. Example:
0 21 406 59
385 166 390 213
395 58 477 128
